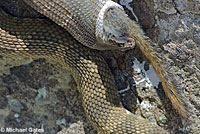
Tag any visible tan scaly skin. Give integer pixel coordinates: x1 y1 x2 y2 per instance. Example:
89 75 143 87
23 0 186 117
0 0 186 133
23 0 135 50
0 8 169 133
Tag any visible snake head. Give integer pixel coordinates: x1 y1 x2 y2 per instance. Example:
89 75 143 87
95 1 135 51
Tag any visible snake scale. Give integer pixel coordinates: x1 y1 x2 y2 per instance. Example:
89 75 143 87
0 0 186 133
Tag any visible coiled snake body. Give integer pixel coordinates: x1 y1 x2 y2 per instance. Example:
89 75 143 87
0 0 185 133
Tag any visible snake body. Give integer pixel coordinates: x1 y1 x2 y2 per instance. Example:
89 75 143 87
23 0 135 50
0 8 168 133
23 0 185 116
0 0 186 133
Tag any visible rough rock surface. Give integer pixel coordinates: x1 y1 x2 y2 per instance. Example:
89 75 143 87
0 0 199 134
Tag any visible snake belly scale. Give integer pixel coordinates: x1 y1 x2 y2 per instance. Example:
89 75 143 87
0 0 172 134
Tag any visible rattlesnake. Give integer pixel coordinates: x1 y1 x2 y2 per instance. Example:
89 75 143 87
0 0 186 133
